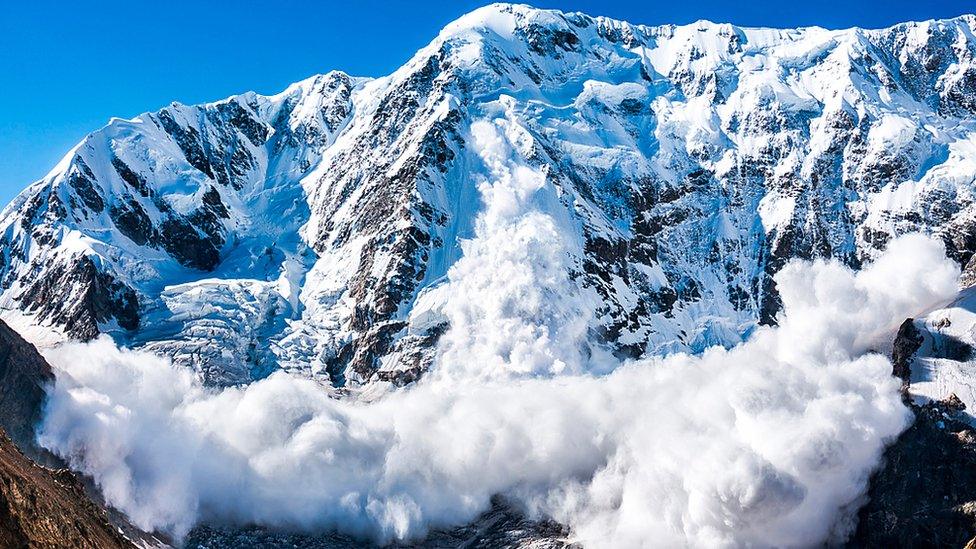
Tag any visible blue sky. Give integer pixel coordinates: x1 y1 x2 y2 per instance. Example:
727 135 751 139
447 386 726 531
1 0 972 206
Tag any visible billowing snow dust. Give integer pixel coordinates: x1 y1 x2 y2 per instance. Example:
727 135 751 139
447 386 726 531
37 120 960 547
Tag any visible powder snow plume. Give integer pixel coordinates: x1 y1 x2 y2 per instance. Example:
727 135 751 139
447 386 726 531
37 117 960 547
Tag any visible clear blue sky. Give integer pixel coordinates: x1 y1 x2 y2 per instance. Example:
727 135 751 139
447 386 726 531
1 0 972 206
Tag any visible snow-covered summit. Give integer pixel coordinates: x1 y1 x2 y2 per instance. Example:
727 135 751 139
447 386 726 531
3 5 976 387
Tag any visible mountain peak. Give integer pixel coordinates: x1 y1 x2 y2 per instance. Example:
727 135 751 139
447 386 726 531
2 6 976 390
440 3 563 36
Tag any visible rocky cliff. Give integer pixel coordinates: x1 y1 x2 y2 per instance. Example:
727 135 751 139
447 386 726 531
0 321 52 458
0 320 141 548
0 428 136 549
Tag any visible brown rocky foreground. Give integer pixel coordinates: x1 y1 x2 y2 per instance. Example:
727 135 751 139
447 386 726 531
0 427 135 548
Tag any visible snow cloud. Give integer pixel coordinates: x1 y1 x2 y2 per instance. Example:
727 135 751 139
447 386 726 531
430 119 604 382
37 118 960 546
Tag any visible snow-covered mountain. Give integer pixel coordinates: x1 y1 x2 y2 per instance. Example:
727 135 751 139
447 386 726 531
3 4 976 387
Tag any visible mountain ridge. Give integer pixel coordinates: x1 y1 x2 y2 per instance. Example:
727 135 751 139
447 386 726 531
3 3 976 389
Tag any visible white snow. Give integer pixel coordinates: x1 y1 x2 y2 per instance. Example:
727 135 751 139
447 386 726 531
37 234 955 546
4 4 976 546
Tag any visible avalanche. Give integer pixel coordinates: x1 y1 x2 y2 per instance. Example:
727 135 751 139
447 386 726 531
37 234 956 547
5 3 976 547
38 103 960 548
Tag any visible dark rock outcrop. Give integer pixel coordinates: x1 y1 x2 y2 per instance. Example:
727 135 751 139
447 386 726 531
851 316 976 546
850 397 976 547
16 256 140 341
0 320 53 458
891 318 923 395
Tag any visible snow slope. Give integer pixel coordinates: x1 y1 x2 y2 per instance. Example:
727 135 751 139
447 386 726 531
3 4 976 387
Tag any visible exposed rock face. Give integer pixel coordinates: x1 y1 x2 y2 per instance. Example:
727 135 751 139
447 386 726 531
0 320 163 548
185 496 572 549
0 428 136 549
851 397 976 547
891 317 923 394
3 7 976 390
852 307 976 546
0 320 53 458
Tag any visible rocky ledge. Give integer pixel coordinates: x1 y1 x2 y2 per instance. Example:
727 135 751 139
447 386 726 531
0 428 135 548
